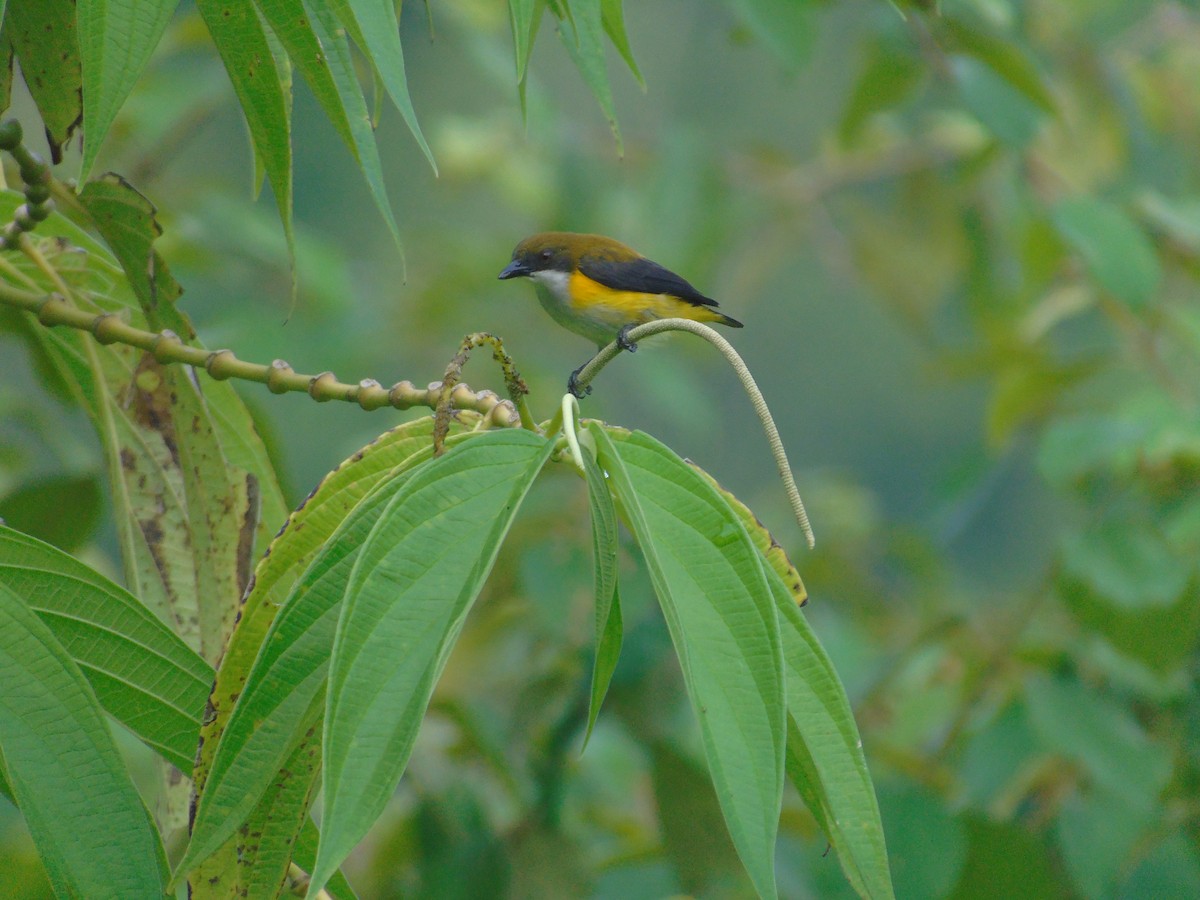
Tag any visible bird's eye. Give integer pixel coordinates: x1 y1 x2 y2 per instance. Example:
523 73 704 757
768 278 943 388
540 249 553 260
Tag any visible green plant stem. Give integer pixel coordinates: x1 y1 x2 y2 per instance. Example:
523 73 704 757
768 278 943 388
0 281 521 427
571 318 816 548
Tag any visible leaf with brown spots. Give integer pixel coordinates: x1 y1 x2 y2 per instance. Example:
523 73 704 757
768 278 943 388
6 0 82 162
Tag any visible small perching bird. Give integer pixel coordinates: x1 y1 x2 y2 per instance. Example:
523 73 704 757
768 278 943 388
499 232 742 395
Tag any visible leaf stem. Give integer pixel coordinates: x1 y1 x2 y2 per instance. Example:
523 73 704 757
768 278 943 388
572 318 816 548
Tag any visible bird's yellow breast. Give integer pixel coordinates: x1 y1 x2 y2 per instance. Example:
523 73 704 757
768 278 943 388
568 270 724 324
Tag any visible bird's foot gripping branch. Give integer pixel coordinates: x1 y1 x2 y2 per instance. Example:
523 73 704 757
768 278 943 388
0 123 889 899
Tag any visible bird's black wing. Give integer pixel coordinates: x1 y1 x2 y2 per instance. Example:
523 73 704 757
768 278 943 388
580 255 718 307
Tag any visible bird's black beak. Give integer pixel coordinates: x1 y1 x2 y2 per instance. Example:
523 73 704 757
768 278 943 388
498 260 530 280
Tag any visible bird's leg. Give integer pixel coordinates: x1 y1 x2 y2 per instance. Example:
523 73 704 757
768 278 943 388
568 361 592 398
616 324 639 353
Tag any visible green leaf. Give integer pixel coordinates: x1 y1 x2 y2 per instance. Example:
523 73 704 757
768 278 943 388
729 0 816 69
1025 673 1172 809
580 439 621 749
184 415 482 870
1052 196 1162 308
252 0 402 251
0 192 284 663
0 25 16 114
178 457 422 882
330 0 436 171
209 693 326 898
0 525 212 774
650 742 745 893
77 0 178 179
1056 784 1152 900
940 16 1057 115
1058 517 1199 673
686 459 807 606
0 472 102 552
310 429 553 897
6 0 81 161
840 39 923 146
773 574 893 899
508 0 543 82
77 174 184 317
952 55 1043 148
0 581 167 898
591 424 784 900
1061 520 1190 611
557 0 622 154
599 0 643 88
195 0 295 276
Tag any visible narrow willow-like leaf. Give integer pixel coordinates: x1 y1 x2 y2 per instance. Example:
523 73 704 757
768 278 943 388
309 429 554 897
195 0 295 274
773 574 893 899
558 0 622 153
580 439 621 748
0 526 211 773
253 0 401 250
331 0 436 171
508 0 539 81
591 424 784 899
599 0 643 88
78 0 178 179
0 583 167 898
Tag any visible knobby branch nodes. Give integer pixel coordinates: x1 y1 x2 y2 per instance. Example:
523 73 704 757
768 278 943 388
0 118 520 428
568 318 816 548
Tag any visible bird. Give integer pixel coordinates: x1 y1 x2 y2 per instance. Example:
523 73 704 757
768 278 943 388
498 231 742 396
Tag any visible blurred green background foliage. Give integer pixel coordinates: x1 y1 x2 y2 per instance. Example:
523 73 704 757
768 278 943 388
2 0 1200 896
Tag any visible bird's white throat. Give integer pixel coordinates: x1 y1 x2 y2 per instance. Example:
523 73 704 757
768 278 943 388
530 268 571 299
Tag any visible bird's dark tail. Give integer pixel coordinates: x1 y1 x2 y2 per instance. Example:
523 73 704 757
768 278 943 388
716 311 744 328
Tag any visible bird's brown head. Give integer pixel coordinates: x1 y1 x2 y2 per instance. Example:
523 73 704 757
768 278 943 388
499 232 639 281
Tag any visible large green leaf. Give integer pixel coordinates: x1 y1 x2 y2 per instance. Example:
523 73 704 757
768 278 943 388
591 424 784 899
77 0 178 179
187 416 481 826
0 581 167 898
179 454 425 883
0 526 211 773
1 193 283 664
773 574 893 899
309 429 554 897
